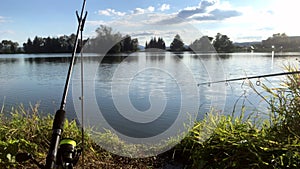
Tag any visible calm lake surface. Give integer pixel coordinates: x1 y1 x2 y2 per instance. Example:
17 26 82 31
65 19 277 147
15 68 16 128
0 52 299 136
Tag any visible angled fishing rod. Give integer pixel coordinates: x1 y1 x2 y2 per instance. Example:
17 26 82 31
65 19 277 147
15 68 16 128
198 71 300 86
46 0 87 167
16 0 88 169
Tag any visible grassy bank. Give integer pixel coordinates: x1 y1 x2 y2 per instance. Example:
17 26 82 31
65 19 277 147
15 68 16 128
171 65 300 168
0 104 168 168
1 66 300 168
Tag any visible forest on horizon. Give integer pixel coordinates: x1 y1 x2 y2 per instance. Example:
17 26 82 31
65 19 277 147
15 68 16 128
1 25 299 54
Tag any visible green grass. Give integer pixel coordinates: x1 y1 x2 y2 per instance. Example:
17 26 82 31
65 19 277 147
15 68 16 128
0 66 300 168
172 65 300 168
0 104 167 168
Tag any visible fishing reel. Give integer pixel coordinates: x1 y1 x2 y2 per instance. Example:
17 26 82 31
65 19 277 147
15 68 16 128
57 138 82 169
16 138 81 169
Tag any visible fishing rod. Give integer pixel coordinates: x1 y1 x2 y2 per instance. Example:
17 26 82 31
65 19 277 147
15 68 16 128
16 0 88 169
198 71 300 86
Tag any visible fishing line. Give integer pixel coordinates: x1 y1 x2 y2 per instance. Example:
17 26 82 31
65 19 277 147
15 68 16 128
230 81 256 118
210 71 300 118
197 71 300 86
80 26 85 169
76 8 87 169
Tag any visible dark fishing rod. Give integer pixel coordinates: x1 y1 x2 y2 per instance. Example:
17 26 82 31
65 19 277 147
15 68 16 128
198 71 300 86
44 0 87 168
16 1 87 166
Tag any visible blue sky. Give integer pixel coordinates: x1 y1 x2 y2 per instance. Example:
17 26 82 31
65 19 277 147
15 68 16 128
1 0 300 46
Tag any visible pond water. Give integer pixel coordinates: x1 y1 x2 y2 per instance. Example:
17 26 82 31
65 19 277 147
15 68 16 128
0 52 299 136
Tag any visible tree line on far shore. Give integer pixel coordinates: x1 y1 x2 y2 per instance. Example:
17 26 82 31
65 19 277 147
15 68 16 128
143 33 234 53
0 34 80 54
1 25 298 54
0 25 235 54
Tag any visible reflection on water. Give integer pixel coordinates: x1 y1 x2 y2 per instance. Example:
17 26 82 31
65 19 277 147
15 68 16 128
0 58 18 64
0 52 299 135
25 57 72 64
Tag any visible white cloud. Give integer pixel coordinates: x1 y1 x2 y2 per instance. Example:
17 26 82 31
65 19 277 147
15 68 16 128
87 1 244 44
0 30 15 35
159 4 170 11
133 6 155 14
98 9 126 17
268 0 300 36
0 16 5 23
203 5 299 42
95 12 203 45
87 0 300 44
86 20 107 26
202 0 300 41
148 6 155 12
98 10 110 16
134 8 145 14
0 16 10 23
155 0 241 25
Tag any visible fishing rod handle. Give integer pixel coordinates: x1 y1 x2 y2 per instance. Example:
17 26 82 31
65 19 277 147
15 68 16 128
45 109 66 169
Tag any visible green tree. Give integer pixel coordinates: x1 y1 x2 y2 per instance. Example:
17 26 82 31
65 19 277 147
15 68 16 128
122 35 132 52
170 34 185 51
32 36 44 53
157 37 166 49
190 36 214 52
109 43 121 53
68 34 77 52
10 42 18 53
118 35 139 52
131 38 139 52
145 37 166 50
86 25 123 53
0 42 3 53
22 34 81 53
213 33 234 53
23 38 33 53
1 40 19 53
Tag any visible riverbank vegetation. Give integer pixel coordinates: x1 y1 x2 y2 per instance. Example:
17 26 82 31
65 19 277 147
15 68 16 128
0 66 300 168
175 65 300 168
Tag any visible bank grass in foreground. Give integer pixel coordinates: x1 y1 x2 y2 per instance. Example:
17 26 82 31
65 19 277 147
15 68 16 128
0 104 166 168
172 65 300 168
0 66 300 168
